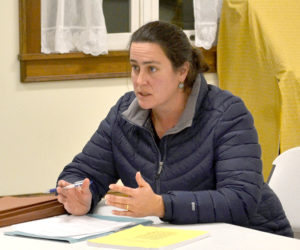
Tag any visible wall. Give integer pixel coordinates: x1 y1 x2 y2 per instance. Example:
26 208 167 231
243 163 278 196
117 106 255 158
0 1 218 195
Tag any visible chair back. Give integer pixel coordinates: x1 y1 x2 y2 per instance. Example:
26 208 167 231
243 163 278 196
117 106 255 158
268 146 300 238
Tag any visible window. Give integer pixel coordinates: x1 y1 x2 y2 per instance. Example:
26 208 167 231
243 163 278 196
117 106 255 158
103 0 140 50
103 0 196 50
19 0 216 83
159 0 195 42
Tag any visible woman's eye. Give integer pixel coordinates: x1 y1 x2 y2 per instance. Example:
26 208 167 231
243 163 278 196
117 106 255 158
131 65 139 72
149 66 157 73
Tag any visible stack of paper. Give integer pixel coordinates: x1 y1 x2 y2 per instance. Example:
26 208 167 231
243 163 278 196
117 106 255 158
87 224 210 249
5 214 152 243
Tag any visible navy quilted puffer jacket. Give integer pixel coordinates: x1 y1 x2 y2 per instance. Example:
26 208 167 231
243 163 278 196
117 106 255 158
58 75 293 237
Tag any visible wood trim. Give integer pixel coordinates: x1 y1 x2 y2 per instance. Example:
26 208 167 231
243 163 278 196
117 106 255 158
201 46 216 73
19 51 131 82
19 0 216 83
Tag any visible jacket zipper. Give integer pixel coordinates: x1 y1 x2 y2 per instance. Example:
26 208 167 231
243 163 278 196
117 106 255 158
155 161 164 193
121 116 165 193
156 161 164 177
144 127 165 194
155 137 168 193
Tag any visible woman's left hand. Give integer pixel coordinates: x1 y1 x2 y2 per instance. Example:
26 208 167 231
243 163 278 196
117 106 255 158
105 172 165 218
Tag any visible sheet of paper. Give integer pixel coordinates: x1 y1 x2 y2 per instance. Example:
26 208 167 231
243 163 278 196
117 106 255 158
88 224 210 249
11 215 133 238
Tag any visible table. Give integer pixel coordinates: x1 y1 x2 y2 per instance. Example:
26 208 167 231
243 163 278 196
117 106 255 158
1 202 300 250
218 0 300 179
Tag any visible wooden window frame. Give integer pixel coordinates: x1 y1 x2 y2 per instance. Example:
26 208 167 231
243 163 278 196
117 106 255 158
19 0 216 83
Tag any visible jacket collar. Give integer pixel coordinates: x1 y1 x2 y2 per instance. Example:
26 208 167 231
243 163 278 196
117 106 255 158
122 74 207 135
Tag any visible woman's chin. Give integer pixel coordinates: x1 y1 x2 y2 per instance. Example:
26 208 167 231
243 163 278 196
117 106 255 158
137 100 153 110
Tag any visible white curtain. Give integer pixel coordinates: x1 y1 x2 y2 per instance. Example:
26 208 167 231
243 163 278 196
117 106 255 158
41 0 108 56
193 0 223 49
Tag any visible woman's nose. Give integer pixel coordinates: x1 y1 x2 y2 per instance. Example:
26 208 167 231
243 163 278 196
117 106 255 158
136 70 147 85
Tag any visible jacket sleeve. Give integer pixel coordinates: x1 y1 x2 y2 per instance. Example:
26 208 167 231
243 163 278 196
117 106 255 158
57 98 123 212
162 97 264 225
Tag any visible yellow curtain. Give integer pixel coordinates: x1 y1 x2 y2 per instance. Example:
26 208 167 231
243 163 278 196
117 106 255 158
218 0 300 180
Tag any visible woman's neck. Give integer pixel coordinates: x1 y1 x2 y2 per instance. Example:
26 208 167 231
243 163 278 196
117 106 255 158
151 90 190 138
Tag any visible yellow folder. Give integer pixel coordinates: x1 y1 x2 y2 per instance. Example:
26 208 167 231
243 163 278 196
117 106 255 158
87 224 209 249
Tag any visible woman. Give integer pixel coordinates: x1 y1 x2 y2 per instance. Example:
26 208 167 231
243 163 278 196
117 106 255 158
56 21 293 237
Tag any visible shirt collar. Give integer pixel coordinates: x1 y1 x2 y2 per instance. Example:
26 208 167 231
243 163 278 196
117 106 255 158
122 74 202 134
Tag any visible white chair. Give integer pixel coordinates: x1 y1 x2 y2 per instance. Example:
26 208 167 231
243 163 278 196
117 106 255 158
268 146 300 239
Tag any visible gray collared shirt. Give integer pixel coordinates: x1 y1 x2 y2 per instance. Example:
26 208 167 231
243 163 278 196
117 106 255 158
122 75 202 136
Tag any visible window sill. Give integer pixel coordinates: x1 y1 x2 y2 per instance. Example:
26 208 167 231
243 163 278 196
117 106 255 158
19 0 216 83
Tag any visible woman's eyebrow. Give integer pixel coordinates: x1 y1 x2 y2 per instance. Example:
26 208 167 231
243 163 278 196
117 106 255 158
130 59 161 65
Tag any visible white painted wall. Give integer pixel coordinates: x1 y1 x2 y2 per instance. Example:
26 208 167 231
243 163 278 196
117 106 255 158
0 1 218 195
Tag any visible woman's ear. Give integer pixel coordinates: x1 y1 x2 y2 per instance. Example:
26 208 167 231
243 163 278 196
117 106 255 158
179 61 190 82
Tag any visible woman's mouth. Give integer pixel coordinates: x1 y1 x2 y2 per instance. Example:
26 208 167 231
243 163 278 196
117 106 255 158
138 91 151 97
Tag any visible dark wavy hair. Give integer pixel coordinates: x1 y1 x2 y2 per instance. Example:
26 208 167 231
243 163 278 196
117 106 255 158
129 21 209 91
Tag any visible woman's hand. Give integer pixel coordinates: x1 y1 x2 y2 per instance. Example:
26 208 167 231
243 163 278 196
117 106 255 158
105 172 165 218
56 178 92 215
